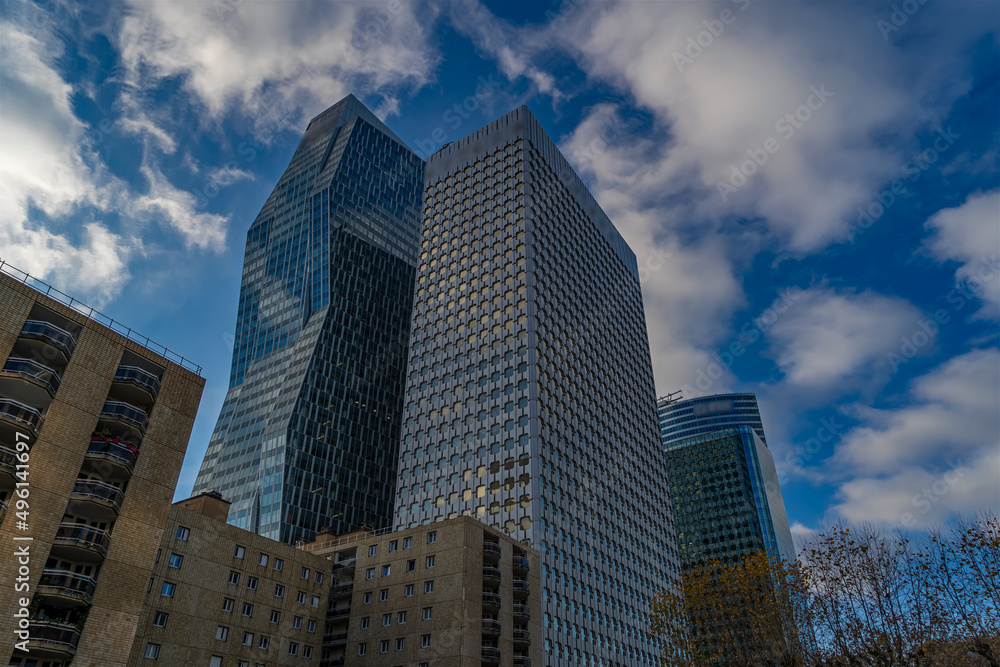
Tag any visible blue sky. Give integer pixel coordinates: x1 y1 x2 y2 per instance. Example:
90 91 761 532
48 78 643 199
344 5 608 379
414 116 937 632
2 0 998 544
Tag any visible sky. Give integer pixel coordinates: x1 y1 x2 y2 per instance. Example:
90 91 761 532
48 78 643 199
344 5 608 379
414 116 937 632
2 0 998 546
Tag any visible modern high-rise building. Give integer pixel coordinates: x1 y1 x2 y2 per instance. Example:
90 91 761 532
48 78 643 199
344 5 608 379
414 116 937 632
193 95 425 544
0 263 204 667
657 393 795 566
393 107 680 666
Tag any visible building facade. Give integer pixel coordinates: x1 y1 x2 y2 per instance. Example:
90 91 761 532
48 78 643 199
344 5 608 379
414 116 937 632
393 107 680 666
193 94 425 544
127 493 332 666
0 266 204 667
657 393 795 566
301 516 542 667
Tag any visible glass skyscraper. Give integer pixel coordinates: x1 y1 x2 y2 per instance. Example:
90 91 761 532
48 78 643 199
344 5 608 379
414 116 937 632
657 393 795 565
193 95 424 544
394 107 680 666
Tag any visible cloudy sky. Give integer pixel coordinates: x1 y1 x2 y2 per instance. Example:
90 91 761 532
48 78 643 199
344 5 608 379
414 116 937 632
3 0 997 543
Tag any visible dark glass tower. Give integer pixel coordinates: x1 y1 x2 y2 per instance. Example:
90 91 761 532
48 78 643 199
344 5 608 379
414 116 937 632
657 393 795 565
394 107 681 666
193 95 424 544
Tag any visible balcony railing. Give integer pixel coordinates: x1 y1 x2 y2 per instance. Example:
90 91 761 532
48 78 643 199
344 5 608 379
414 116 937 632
513 656 532 667
70 479 124 515
0 398 43 438
513 628 531 644
327 607 351 620
483 566 502 582
2 357 61 396
513 579 530 597
512 554 530 571
37 569 97 606
331 557 357 571
513 603 531 619
330 583 353 597
54 523 111 559
26 620 80 656
482 618 501 636
113 365 161 401
100 400 149 435
86 438 137 474
482 646 501 664
0 498 7 528
20 319 77 358
323 630 348 645
483 541 502 560
482 592 501 608
1 445 19 481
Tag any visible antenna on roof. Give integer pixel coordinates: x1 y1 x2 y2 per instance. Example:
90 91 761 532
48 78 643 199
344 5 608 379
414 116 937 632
658 390 683 405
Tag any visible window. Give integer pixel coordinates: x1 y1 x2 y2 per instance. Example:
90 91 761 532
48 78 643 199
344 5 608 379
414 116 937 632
216 626 229 641
380 639 390 654
293 616 302 630
307 620 316 633
358 643 368 656
242 632 254 646
303 646 313 658
368 545 377 557
155 549 161 563
152 612 168 628
379 589 389 602
242 602 254 618
258 553 269 567
406 559 416 572
382 613 392 627
228 571 241 586
210 658 222 667
273 558 284 572
234 545 246 559
314 571 324 584
395 638 405 651
300 566 310 580
382 565 391 577
222 598 234 613
288 642 299 656
421 634 431 648
424 581 434 594
397 611 407 624
176 526 189 541
360 617 370 629
296 591 307 604
311 595 320 608
274 584 285 598
403 537 413 549
363 592 372 604
404 584 414 597
422 607 433 621
160 582 175 597
389 540 398 552
167 554 183 569
144 643 160 659
269 610 280 624
238 662 249 667
427 531 437 544
425 555 436 568
365 568 375 580
258 636 270 650
147 577 153 592
247 576 258 591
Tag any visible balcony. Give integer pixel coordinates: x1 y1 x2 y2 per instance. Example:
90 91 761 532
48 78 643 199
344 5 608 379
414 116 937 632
67 479 124 521
331 557 357 572
482 591 501 610
513 579 530 597
514 656 532 667
0 357 61 403
100 401 149 437
513 554 530 573
330 582 353 599
513 603 531 620
483 540 502 562
481 646 501 664
514 628 531 645
22 620 80 658
111 365 160 407
37 569 97 608
327 606 351 621
321 658 345 667
1 445 19 491
323 630 348 646
0 398 43 439
19 319 77 360
52 523 111 562
482 618 501 637
483 566 502 583
0 497 7 528
84 437 137 481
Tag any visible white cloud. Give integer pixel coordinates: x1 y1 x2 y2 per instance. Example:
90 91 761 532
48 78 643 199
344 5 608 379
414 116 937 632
208 165 254 188
924 190 1000 320
131 163 229 253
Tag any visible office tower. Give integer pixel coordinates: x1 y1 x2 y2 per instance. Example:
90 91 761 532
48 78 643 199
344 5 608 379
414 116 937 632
302 516 542 667
657 393 795 565
0 264 204 667
193 95 425 544
127 492 331 666
394 107 680 666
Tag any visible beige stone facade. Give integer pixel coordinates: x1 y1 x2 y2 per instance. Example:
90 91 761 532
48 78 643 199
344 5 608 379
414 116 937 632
126 493 331 666
302 516 542 667
0 270 205 667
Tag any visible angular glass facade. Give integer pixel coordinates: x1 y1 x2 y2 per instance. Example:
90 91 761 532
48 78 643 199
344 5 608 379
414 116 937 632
193 95 423 544
657 393 795 565
395 107 680 666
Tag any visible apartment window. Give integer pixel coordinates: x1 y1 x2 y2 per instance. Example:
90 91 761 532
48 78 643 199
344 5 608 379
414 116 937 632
397 611 407 624
210 658 222 667
422 607 432 621
379 589 389 602
160 582 175 598
311 595 320 608
421 634 431 648
176 526 189 541
247 576 258 591
380 639 390 654
269 610 280 624
274 584 285 598
258 553 269 567
314 571 324 584
273 558 284 572
216 626 229 641
382 565 391 577
395 638 405 651
404 584 414 597
304 646 313 658
293 616 302 630
406 559 416 572
296 591 307 604
403 537 413 549
365 568 375 580
152 612 168 628
147 577 153 592
382 613 391 627
389 540 398 552
363 592 372 604
368 545 377 557
241 602 254 618
144 643 160 659
425 555 436 568
234 545 246 559
300 566 310 580
424 581 434 594
155 549 161 563
228 571 241 586
258 636 270 650
427 532 437 544
358 643 367 656
238 662 249 667
242 632 254 646
360 617 370 629
288 642 299 656
307 620 316 633
167 554 183 569
222 598 234 613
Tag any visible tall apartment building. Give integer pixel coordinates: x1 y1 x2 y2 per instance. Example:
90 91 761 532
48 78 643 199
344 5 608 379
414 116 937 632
657 393 795 565
193 94 425 544
0 264 204 667
127 492 332 666
301 516 542 667
393 107 680 666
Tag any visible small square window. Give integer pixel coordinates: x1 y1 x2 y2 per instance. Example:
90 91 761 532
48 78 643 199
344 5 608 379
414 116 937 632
358 643 367 656
421 634 431 648
247 577 258 591
273 558 284 572
176 526 189 541
311 595 320 608
160 582 175 598
296 591 307 604
368 545 377 557
228 571 241 586
216 626 229 641
152 612 168 628
360 617 370 629
424 581 434 594
397 611 407 624
404 584 414 597
382 613 391 627
406 560 416 572
395 638 405 651
144 643 160 659
389 540 398 552
380 639 390 654
363 592 372 604
241 602 253 618
242 632 254 646
239 662 249 667
222 598 234 613
300 566 310 579
427 532 437 544
288 642 299 656
269 610 280 624
167 554 183 569
274 584 285 598
304 646 313 658
365 568 375 580
379 589 388 602
425 555 435 568
234 545 246 559
258 636 270 650
293 616 303 630
403 537 413 549
258 553 269 567
314 571 324 584
382 565 391 577
307 620 316 633
422 607 432 621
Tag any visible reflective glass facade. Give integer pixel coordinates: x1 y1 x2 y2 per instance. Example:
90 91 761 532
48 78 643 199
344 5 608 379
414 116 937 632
657 393 795 565
193 95 423 544
395 107 680 666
